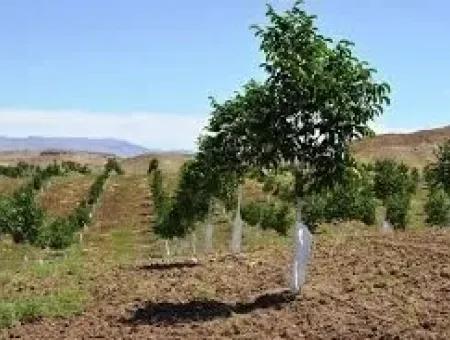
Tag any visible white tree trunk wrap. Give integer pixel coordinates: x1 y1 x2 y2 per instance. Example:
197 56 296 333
165 239 171 257
191 231 197 256
205 201 214 253
291 200 313 293
382 219 393 233
231 185 243 254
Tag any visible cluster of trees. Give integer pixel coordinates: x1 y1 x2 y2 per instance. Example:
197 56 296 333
37 159 123 249
61 161 91 175
148 159 170 229
0 162 36 178
104 158 124 175
0 159 123 249
0 163 71 243
149 0 391 261
242 200 294 235
0 161 91 180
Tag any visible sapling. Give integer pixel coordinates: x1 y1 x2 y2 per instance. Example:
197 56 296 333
425 187 450 227
425 140 450 194
154 1 390 294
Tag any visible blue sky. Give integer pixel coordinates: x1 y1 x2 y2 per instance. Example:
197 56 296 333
0 0 449 149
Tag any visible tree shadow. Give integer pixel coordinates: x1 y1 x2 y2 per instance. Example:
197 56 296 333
124 289 296 325
137 261 200 271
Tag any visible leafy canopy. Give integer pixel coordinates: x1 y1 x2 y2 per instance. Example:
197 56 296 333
158 1 390 237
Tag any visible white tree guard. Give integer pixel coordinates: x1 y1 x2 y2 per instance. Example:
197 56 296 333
230 186 243 254
291 221 313 293
204 203 214 253
191 231 197 256
382 219 393 233
164 239 171 257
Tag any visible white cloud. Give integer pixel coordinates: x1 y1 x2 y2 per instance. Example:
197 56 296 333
0 108 207 151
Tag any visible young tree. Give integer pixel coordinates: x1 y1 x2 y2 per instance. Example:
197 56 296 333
148 158 159 175
158 1 390 292
373 160 417 228
425 187 450 227
424 139 450 194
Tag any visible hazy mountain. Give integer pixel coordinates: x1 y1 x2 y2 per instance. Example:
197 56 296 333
0 136 149 157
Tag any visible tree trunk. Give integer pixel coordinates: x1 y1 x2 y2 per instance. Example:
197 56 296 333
204 201 214 253
290 198 313 294
230 185 243 254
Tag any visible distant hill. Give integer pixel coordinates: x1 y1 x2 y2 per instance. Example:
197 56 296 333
353 125 450 167
0 136 149 157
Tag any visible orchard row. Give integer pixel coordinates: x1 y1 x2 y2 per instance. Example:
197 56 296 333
0 159 123 249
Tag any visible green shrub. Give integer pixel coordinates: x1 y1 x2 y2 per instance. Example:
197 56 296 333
262 175 276 194
0 196 13 235
37 218 74 249
87 172 108 205
424 139 450 194
148 158 159 174
241 201 262 226
61 161 90 174
151 169 168 218
36 161 114 249
302 193 328 227
0 162 35 178
242 199 294 235
8 188 43 243
105 158 124 175
302 165 377 227
425 188 450 227
69 201 91 230
385 190 410 230
260 201 294 235
374 159 417 200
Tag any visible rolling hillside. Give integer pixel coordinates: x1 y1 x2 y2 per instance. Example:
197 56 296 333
353 125 450 167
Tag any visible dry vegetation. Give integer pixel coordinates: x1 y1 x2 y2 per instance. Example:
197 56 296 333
0 177 25 196
38 174 96 218
353 125 450 167
0 151 108 171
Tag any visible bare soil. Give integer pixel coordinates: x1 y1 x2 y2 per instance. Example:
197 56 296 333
2 171 449 339
38 175 95 218
1 150 450 339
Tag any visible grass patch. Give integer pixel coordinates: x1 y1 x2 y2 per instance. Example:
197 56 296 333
0 289 86 328
110 229 136 263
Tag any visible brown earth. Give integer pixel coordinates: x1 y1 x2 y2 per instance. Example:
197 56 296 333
38 175 96 218
2 173 449 339
2 143 450 339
